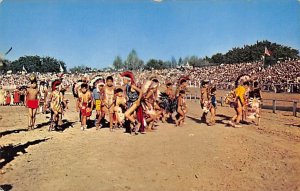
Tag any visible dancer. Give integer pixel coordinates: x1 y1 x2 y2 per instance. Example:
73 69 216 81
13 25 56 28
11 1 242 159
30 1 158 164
103 76 115 132
39 81 48 114
248 81 262 126
26 75 40 130
92 79 105 130
200 80 210 124
175 90 186 127
49 80 63 131
143 78 160 130
229 81 249 128
114 88 126 128
159 81 175 123
208 87 217 126
121 71 143 135
78 83 93 131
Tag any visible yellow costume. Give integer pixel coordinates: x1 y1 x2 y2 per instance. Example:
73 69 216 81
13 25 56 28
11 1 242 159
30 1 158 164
235 85 246 105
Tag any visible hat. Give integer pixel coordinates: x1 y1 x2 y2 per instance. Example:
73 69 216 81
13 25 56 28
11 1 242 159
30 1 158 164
149 75 158 82
201 79 209 86
98 80 105 86
120 71 135 84
179 76 189 85
52 79 61 91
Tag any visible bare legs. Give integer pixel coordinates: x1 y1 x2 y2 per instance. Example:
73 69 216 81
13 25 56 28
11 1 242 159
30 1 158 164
125 103 141 134
28 108 37 130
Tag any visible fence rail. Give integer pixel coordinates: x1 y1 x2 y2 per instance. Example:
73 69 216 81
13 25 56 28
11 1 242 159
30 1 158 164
184 93 299 117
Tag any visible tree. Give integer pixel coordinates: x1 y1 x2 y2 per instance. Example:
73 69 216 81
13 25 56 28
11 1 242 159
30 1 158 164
209 40 299 64
145 59 165 70
113 56 123 70
126 49 141 70
178 57 183 66
3 55 67 73
171 56 177 68
69 65 91 73
211 53 224 64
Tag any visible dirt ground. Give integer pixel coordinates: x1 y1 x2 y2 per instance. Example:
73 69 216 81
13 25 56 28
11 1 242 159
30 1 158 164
0 93 300 191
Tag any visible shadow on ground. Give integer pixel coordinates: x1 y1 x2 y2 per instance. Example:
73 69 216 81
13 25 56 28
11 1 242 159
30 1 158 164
0 129 28 138
0 184 13 191
0 138 49 169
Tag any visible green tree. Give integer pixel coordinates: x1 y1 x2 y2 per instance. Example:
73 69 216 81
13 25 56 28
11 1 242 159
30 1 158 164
171 56 177 68
126 49 141 70
113 56 123 70
69 65 90 73
145 59 165 70
210 40 299 64
4 55 67 73
211 53 224 64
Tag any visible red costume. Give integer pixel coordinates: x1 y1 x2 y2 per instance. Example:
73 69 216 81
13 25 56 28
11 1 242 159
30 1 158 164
27 99 39 109
13 90 20 104
6 93 11 105
80 102 92 117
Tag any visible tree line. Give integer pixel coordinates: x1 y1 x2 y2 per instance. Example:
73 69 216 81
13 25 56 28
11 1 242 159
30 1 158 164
0 40 298 73
208 40 299 64
0 55 66 74
112 40 299 71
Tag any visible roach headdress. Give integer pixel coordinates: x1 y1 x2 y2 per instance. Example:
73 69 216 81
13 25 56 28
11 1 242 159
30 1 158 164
120 71 135 85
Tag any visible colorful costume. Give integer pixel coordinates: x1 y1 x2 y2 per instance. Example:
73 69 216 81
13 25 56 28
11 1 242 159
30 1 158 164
247 88 261 119
92 88 103 111
50 91 62 113
6 92 11 105
235 85 246 106
80 102 92 117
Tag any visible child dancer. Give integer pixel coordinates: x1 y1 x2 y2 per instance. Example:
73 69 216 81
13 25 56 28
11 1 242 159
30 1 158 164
49 80 63 131
200 80 210 124
208 87 217 126
92 80 105 130
26 75 40 130
78 83 93 131
175 90 186 127
103 76 115 132
114 88 127 129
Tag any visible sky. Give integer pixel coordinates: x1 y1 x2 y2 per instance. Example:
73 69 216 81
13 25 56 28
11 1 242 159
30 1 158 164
0 0 299 69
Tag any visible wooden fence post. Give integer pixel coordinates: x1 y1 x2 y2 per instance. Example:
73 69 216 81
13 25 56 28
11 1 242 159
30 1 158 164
220 96 223 107
293 101 297 117
273 100 276 113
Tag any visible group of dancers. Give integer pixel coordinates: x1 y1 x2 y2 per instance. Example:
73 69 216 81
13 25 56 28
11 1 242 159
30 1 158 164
225 75 262 128
72 71 191 134
23 71 262 133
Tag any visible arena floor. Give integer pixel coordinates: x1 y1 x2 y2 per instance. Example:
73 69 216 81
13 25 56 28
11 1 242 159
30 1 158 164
0 93 300 191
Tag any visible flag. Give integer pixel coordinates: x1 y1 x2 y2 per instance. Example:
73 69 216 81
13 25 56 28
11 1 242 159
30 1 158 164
59 63 64 73
22 65 27 73
264 47 271 56
5 47 12 55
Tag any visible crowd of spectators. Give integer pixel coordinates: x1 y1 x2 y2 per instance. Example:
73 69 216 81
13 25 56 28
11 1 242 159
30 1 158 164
1 59 299 105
